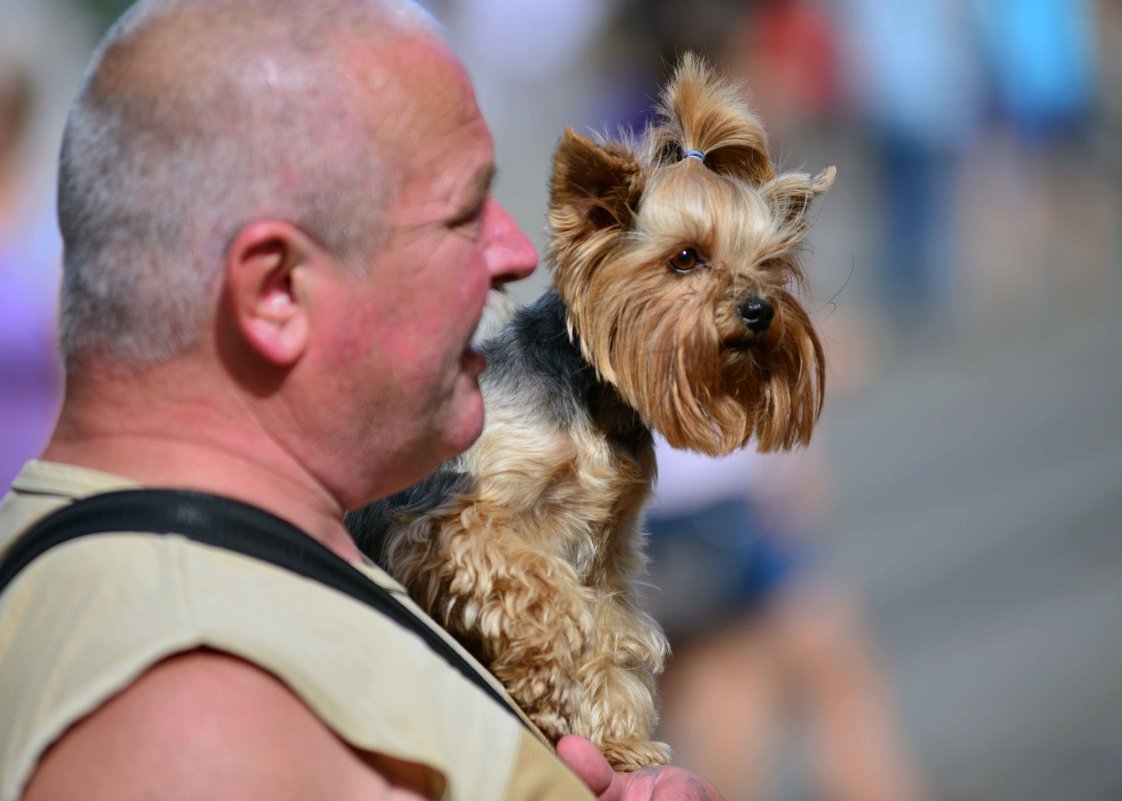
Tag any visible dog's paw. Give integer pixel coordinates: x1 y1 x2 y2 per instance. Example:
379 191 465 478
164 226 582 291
601 738 673 772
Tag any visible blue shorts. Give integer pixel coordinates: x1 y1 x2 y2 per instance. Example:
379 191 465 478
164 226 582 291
642 497 806 641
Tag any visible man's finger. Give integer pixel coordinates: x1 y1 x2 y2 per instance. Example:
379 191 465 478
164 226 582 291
556 735 618 800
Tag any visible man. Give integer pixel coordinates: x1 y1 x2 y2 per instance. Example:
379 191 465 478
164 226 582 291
0 0 722 799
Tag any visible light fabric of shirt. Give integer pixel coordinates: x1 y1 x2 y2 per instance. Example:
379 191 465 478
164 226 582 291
0 460 593 801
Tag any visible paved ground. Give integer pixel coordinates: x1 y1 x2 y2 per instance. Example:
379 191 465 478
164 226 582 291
814 312 1122 801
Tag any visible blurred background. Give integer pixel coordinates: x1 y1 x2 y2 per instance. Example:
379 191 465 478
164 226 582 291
2 0 1120 798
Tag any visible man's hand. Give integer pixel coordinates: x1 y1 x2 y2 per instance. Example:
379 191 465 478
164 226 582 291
556 736 724 801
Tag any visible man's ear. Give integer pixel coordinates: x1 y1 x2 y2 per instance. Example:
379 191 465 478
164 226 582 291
224 220 319 366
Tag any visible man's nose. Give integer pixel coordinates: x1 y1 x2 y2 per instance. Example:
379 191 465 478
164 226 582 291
485 200 537 286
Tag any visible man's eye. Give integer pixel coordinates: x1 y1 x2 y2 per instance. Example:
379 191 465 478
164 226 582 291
452 205 485 234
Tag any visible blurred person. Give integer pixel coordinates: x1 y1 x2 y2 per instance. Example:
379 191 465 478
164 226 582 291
0 1 727 799
978 0 1095 144
0 43 63 491
840 0 984 339
644 437 927 801
727 0 841 140
956 0 1114 327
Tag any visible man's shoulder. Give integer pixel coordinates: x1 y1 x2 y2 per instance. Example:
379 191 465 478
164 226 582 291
21 649 431 800
0 460 136 555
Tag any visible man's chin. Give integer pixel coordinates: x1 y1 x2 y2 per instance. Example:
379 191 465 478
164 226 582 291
440 386 486 459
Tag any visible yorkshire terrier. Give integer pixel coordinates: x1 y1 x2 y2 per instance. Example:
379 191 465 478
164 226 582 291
348 54 834 771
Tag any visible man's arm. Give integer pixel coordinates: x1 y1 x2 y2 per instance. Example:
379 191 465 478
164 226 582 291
22 650 431 801
21 648 720 801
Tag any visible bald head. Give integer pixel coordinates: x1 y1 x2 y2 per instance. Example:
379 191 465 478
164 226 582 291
58 0 442 370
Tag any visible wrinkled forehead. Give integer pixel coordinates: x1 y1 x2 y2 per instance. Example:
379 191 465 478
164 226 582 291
335 33 493 181
353 36 488 142
341 33 475 120
344 38 494 218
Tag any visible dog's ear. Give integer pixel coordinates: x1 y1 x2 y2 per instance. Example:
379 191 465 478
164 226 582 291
765 166 836 235
549 128 644 238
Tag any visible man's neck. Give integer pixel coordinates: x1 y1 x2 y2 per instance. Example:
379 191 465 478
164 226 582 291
42 363 366 564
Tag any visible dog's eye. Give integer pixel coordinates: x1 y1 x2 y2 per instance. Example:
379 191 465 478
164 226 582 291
668 247 701 274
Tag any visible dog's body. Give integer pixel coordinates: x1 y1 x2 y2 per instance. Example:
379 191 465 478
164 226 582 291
348 55 833 771
350 289 667 767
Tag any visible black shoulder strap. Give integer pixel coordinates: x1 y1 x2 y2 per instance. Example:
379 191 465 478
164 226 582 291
0 489 528 731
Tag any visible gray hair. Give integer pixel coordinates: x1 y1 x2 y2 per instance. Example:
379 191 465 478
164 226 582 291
57 0 439 370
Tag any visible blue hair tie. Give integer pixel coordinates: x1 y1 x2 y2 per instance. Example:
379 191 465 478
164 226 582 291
684 149 705 162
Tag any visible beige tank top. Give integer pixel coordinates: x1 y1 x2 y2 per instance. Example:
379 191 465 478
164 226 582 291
0 460 592 801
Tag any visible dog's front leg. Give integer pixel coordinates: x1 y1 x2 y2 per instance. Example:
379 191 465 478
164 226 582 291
386 501 596 742
574 590 672 771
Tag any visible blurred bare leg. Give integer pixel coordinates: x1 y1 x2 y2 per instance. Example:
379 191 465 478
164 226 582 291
771 583 929 801
658 618 785 801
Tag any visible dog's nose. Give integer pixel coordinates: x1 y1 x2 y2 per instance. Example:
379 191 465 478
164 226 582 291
739 297 774 334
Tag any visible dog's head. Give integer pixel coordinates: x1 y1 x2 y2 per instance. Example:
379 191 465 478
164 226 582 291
547 53 833 455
